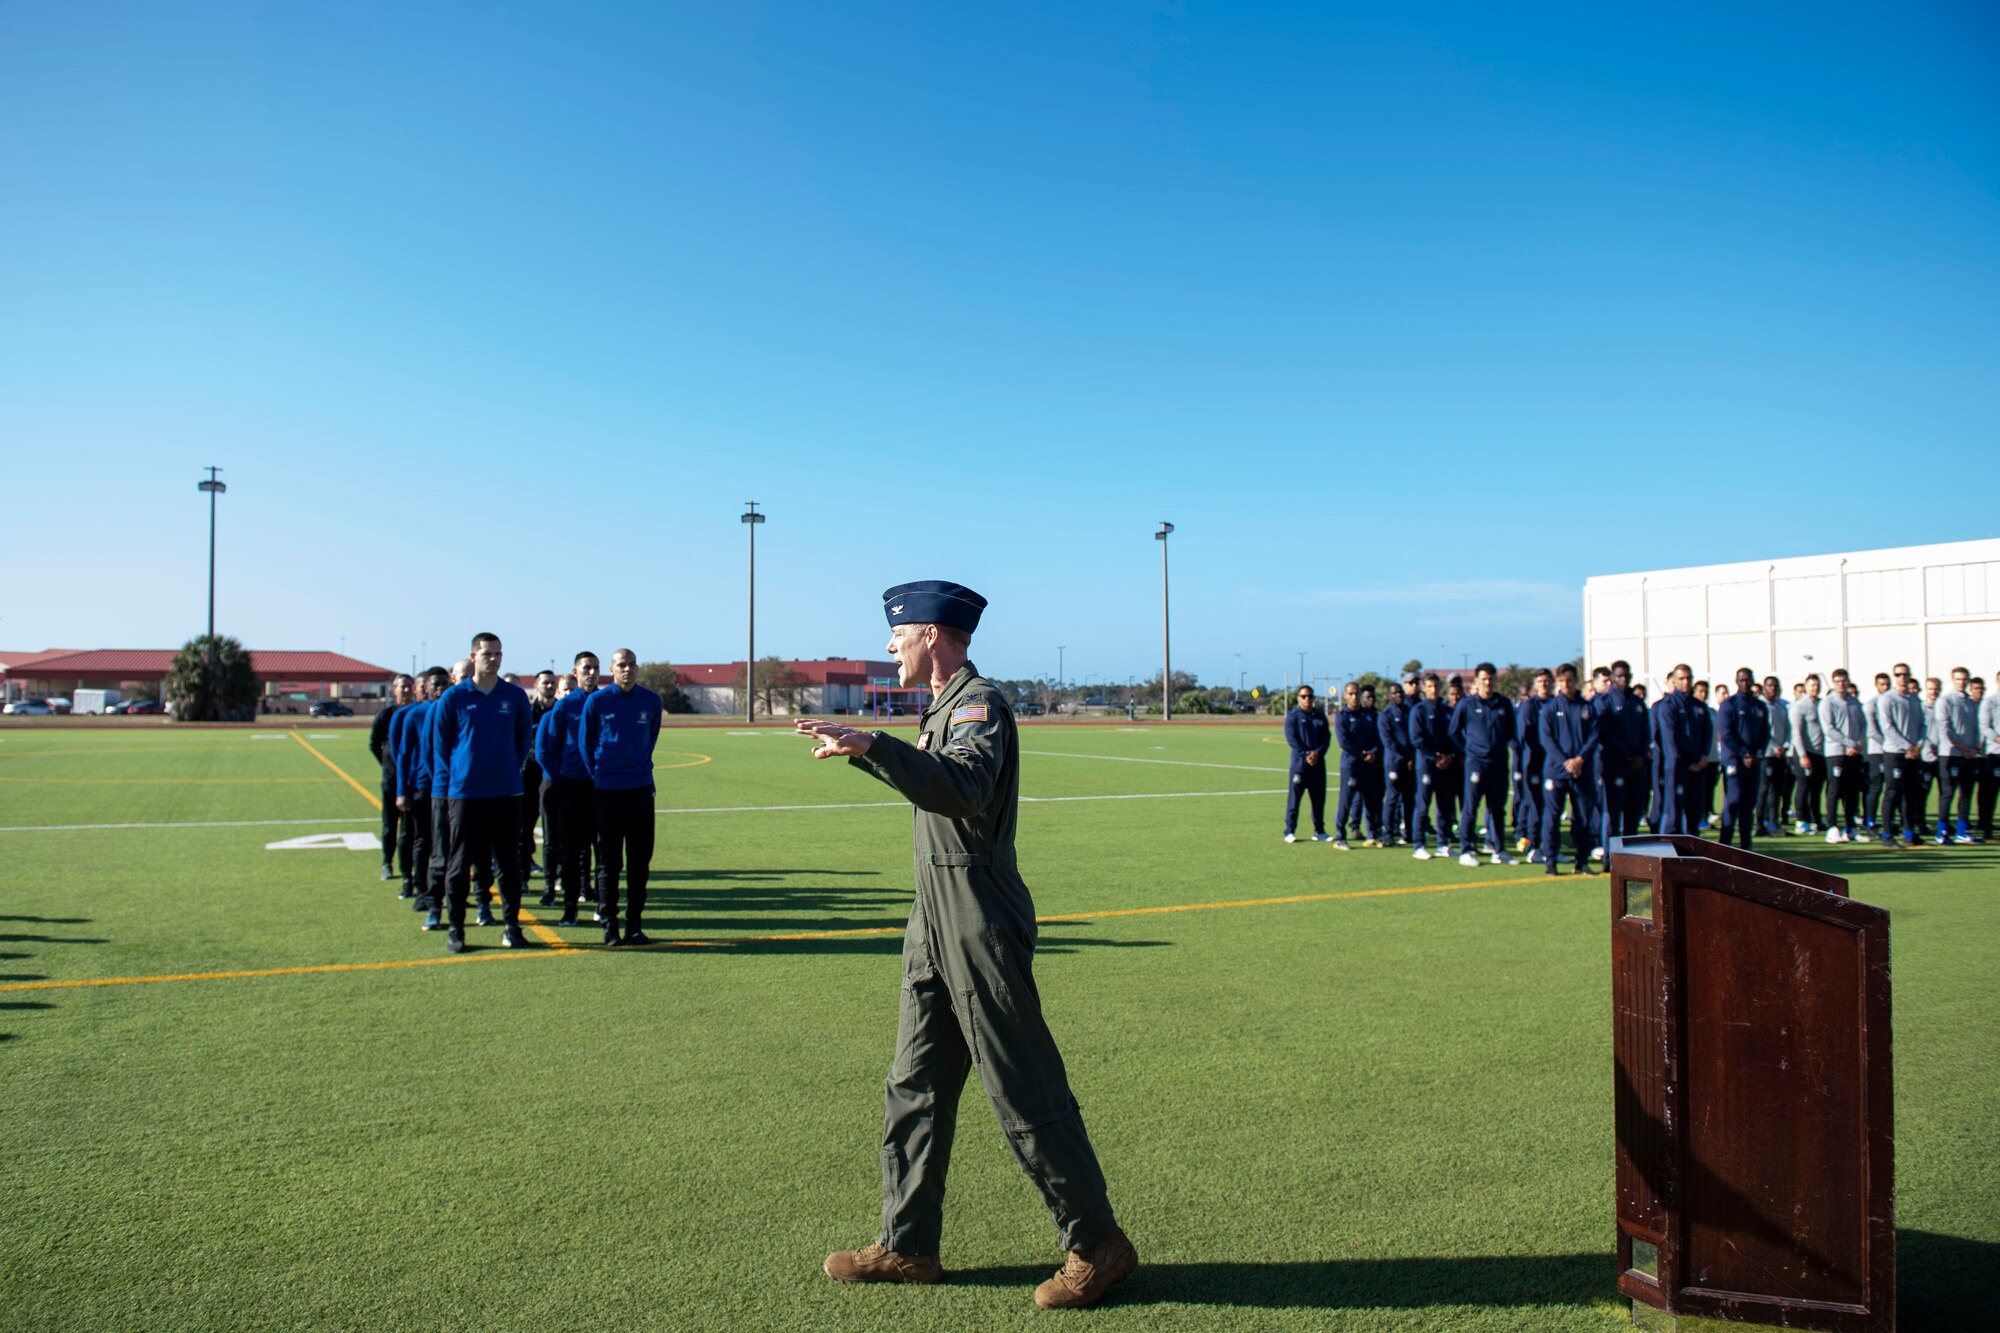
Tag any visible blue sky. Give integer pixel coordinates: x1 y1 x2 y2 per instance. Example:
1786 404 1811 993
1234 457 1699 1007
4 2 1995 689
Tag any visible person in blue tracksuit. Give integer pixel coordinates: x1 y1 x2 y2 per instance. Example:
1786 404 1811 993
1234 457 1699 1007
1593 661 1650 851
1654 664 1710 836
1377 681 1416 847
1408 673 1458 859
425 660 470 925
1282 685 1332 843
1450 663 1517 866
1513 671 1552 858
1716 667 1771 850
392 669 444 915
534 651 601 927
1538 664 1599 874
581 647 663 946
1693 680 1721 828
431 634 536 953
1335 684 1384 847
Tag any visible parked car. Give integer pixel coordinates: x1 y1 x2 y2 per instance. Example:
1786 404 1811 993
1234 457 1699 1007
124 699 164 715
3 700 54 715
46 697 71 713
308 699 354 717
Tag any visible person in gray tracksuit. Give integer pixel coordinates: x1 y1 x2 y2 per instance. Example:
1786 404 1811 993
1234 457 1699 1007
1791 674 1828 831
1978 677 2000 839
1935 668 1982 843
1861 674 1887 832
1820 673 1869 839
1877 682 1925 844
1757 678 1791 834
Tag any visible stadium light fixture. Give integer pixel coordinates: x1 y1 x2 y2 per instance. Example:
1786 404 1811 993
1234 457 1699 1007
742 501 766 723
1156 522 1174 720
196 467 226 646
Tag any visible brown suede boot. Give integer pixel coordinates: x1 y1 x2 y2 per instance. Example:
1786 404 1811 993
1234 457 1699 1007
823 1242 943 1285
1033 1227 1138 1310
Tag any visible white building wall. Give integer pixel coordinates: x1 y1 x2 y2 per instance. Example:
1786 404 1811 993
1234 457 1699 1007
1584 538 2000 693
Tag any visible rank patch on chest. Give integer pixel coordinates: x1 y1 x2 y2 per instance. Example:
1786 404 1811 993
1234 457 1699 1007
917 732 934 750
949 705 989 725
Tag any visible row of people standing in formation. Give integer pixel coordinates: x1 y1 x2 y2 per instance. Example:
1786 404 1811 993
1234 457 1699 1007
365 635 662 954
1283 660 2000 872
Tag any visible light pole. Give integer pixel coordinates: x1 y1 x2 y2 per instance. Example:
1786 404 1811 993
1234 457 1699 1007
1298 650 1306 685
196 467 226 644
1234 652 1242 702
1058 646 1066 692
1156 522 1174 719
741 501 765 723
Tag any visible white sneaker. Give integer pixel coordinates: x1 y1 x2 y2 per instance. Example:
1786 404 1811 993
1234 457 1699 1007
1794 820 1810 835
1457 852 1481 868
1854 830 1872 843
1491 852 1515 865
1589 847 1605 862
1526 850 1544 864
1311 833 1333 843
1412 846 1432 860
1824 828 1842 844
1284 833 1297 843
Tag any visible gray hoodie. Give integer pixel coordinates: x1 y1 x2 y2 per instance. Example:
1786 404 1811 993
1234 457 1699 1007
1864 688 1891 755
1822 693 1868 756
1983 693 2000 756
1936 689 1980 756
1878 689 1924 756
1792 694 1827 755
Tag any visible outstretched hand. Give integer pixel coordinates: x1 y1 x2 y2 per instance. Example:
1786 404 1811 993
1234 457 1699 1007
795 718 874 758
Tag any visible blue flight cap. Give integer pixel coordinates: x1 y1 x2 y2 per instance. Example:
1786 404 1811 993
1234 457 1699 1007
882 581 987 634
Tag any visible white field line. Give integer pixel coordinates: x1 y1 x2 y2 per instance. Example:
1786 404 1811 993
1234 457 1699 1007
1021 749 1280 773
0 788 1282 832
0 817 384 833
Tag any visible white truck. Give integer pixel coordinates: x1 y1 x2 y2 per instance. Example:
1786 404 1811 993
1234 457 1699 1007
73 688 122 715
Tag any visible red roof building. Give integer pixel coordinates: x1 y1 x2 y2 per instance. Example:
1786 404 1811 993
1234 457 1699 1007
670 659 912 715
2 648 398 705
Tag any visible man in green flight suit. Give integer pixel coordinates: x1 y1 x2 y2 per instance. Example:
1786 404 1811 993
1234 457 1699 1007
796 580 1137 1312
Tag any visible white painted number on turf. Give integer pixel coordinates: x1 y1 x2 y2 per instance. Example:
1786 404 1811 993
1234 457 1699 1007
266 832 383 852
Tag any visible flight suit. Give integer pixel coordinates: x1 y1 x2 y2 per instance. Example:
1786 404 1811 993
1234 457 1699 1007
846 664 1118 1256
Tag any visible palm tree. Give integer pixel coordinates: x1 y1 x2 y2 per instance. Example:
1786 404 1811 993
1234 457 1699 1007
166 635 259 722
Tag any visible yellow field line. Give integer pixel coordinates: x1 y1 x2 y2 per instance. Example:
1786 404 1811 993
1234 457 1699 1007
290 732 381 809
0 871 1567 992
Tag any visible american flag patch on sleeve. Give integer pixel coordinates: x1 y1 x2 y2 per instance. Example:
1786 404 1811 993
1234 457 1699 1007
949 704 990 725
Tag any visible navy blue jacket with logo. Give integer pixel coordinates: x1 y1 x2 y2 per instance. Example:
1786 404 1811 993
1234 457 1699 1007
1592 687 1650 775
431 678 534 800
1410 697 1459 766
580 683 663 791
1515 696 1548 774
1336 706 1379 765
1717 692 1772 768
1284 706 1331 768
1449 692 1516 765
1539 692 1600 779
1376 701 1414 769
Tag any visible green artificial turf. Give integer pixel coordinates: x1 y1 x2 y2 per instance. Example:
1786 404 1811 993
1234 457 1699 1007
0 721 1994 1331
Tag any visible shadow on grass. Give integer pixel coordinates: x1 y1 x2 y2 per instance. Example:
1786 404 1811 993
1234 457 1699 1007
0 933 110 945
1899 1229 2000 1331
0 915 93 925
948 1252 1610 1309
1 1001 54 1013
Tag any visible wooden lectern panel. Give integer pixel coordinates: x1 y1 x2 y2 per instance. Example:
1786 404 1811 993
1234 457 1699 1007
1610 836 1893 1333
1679 884 1867 1308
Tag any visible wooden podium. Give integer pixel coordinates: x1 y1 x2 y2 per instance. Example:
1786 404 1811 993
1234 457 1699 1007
1609 836 1894 1332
